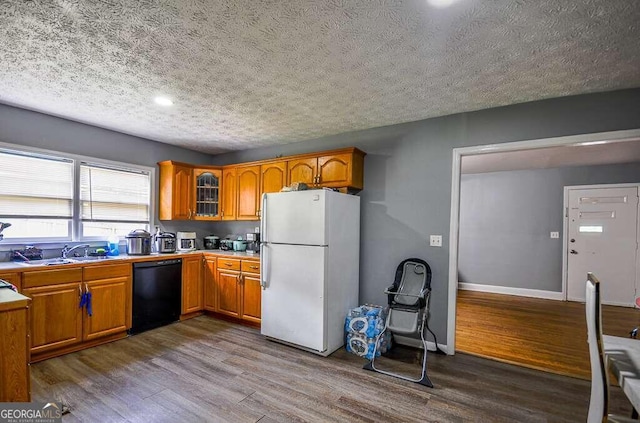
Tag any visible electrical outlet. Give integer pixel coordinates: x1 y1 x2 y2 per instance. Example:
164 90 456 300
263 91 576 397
550 231 559 239
430 235 442 247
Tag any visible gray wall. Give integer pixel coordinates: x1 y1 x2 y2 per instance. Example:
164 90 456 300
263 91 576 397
1 88 640 345
0 104 216 249
210 88 640 345
459 163 640 292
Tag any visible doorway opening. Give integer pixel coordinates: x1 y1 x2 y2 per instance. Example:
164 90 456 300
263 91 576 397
447 130 640 378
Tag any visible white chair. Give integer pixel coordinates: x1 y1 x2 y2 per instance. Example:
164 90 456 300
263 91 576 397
585 273 635 423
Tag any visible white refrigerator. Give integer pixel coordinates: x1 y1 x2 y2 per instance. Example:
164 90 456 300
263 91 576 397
260 189 360 356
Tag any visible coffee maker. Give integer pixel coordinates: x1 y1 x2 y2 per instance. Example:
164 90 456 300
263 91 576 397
246 232 260 254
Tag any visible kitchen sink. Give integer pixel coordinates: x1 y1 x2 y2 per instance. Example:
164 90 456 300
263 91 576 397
68 256 112 262
17 256 113 266
18 258 76 266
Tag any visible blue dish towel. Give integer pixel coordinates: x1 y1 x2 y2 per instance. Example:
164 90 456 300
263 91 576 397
79 291 93 316
85 291 92 316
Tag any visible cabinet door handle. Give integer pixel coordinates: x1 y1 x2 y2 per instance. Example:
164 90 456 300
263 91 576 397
221 210 224 217
78 283 83 297
84 283 89 293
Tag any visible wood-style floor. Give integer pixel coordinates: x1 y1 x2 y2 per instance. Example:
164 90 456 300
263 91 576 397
31 316 632 422
456 289 640 380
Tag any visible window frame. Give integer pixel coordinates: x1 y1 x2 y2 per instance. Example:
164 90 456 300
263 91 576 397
0 141 155 246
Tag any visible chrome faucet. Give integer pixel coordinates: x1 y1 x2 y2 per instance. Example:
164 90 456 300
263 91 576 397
61 244 90 258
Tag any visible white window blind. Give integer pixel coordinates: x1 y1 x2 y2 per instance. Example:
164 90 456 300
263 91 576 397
0 151 73 218
80 163 150 223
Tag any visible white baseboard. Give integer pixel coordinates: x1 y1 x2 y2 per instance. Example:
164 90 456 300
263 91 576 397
458 282 564 301
393 334 451 355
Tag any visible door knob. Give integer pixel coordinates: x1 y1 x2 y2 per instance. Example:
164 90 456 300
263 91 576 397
570 249 578 255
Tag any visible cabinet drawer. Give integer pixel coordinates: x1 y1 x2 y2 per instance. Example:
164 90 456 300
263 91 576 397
23 268 82 288
241 260 260 274
218 258 240 271
83 263 131 281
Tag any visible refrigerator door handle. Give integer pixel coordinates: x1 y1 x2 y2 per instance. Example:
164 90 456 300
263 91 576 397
261 193 267 243
260 244 268 289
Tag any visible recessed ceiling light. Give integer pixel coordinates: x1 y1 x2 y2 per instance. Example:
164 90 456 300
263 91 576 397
427 0 459 8
578 141 608 146
154 96 173 106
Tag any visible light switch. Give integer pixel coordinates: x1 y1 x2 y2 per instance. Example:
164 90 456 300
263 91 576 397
430 235 442 247
550 232 560 239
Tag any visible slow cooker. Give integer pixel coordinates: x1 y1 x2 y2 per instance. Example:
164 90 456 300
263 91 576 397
154 232 176 253
219 239 234 251
125 229 152 255
204 235 220 250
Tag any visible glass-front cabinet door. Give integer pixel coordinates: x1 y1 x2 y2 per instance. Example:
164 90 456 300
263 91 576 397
193 168 222 220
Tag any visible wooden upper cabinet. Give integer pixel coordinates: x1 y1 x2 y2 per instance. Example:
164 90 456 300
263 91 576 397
287 149 365 191
236 165 261 221
221 167 237 220
317 153 352 188
261 161 287 194
182 256 203 315
287 157 317 186
193 168 222 220
159 148 365 222
158 161 193 220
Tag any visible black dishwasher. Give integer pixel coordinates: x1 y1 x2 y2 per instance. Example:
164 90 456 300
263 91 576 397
130 259 182 334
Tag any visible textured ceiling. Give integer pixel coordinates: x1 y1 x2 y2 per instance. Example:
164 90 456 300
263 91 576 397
1 1 639 154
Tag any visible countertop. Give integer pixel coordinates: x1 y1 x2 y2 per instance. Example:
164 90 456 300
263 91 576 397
0 249 260 271
0 288 30 311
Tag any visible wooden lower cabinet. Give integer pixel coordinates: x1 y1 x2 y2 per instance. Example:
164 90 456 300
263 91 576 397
213 258 261 323
23 282 83 355
182 256 203 315
22 265 131 359
83 264 132 341
217 269 241 318
241 272 261 323
0 291 31 402
203 256 217 311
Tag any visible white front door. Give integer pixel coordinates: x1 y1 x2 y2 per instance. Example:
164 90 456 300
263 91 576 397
566 186 639 306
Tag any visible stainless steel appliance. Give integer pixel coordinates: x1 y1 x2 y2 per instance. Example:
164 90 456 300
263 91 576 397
176 231 197 251
261 190 360 356
204 235 220 250
126 229 152 255
246 232 260 253
154 232 176 253
220 239 234 251
130 259 182 334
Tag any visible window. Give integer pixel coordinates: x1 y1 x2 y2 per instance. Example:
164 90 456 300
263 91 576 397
0 151 73 240
0 146 152 242
80 163 151 237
